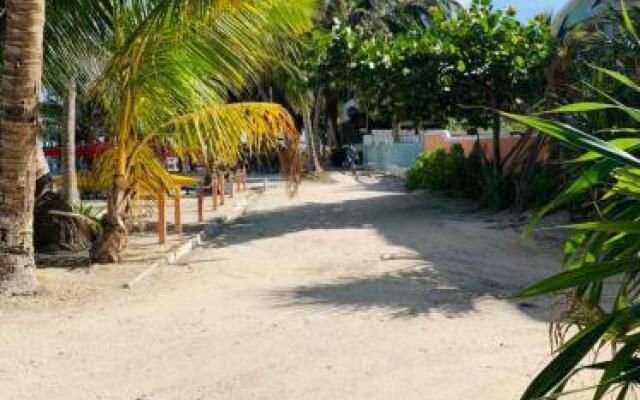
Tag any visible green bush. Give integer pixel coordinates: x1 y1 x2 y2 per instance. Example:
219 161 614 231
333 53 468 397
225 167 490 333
423 148 453 190
405 142 529 210
406 144 485 198
405 152 430 190
406 148 453 192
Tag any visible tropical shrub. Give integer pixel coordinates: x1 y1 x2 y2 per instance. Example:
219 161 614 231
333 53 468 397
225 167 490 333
507 23 640 396
406 144 488 199
406 139 561 210
406 148 457 193
405 152 431 190
424 148 454 190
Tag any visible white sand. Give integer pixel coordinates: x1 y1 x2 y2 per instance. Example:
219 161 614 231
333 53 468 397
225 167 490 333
0 173 568 399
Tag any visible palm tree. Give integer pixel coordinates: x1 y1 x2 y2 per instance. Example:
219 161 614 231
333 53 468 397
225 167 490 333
62 77 80 205
285 84 324 173
72 0 315 263
0 0 46 294
43 0 112 207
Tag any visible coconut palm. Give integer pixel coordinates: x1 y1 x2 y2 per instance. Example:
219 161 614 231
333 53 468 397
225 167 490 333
0 0 46 294
61 78 80 205
55 1 315 263
43 1 122 208
0 0 315 283
284 78 324 173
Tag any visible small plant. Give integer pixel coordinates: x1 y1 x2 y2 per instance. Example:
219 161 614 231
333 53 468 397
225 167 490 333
405 148 455 192
423 148 453 190
405 152 430 190
406 143 507 205
73 202 103 233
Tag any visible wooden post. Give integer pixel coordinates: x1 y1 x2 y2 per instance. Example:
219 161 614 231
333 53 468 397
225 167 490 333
174 187 182 235
158 190 167 244
218 173 225 205
230 172 235 199
198 184 204 223
242 167 247 191
211 175 218 210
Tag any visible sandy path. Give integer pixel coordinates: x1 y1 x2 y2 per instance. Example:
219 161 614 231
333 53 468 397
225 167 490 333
1 173 564 399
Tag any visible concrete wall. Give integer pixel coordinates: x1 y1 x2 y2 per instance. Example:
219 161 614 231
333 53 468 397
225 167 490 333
363 142 424 173
363 129 546 175
422 130 523 161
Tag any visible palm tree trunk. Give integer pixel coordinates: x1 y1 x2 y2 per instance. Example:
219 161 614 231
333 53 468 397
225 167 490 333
303 105 322 173
312 89 324 160
0 0 46 294
326 92 341 148
90 174 131 264
492 112 502 175
90 95 133 264
63 77 80 206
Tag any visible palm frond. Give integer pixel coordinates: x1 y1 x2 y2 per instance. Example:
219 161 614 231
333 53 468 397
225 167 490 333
91 143 175 196
162 102 302 182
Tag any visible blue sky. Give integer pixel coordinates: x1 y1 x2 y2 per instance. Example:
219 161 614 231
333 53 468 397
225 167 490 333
460 0 567 21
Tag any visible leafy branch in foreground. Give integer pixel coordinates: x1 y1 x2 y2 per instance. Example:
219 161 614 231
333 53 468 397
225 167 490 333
505 60 640 398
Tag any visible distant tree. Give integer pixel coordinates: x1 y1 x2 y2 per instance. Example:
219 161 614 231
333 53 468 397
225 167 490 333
435 0 554 172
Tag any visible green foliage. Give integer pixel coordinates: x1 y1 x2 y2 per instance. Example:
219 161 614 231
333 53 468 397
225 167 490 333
74 202 103 233
550 4 640 132
407 138 562 210
311 0 555 134
510 62 640 398
433 0 555 129
405 152 431 190
406 144 490 201
406 148 454 192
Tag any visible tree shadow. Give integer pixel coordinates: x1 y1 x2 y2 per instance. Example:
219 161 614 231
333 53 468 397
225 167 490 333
36 251 91 270
202 179 557 320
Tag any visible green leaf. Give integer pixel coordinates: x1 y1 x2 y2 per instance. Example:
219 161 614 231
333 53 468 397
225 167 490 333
580 80 640 121
516 259 640 298
620 0 640 46
590 65 640 94
594 334 640 399
556 221 640 235
575 138 640 162
521 314 616 400
544 102 616 114
524 160 617 235
502 112 640 168
595 128 640 135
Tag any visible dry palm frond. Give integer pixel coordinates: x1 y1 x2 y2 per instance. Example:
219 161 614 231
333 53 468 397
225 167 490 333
91 143 175 197
163 102 300 172
81 0 313 197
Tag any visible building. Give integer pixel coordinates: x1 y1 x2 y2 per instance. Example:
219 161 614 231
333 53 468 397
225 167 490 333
551 0 640 37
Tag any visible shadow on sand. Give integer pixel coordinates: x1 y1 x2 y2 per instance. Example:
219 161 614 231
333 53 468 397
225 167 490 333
202 177 557 320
